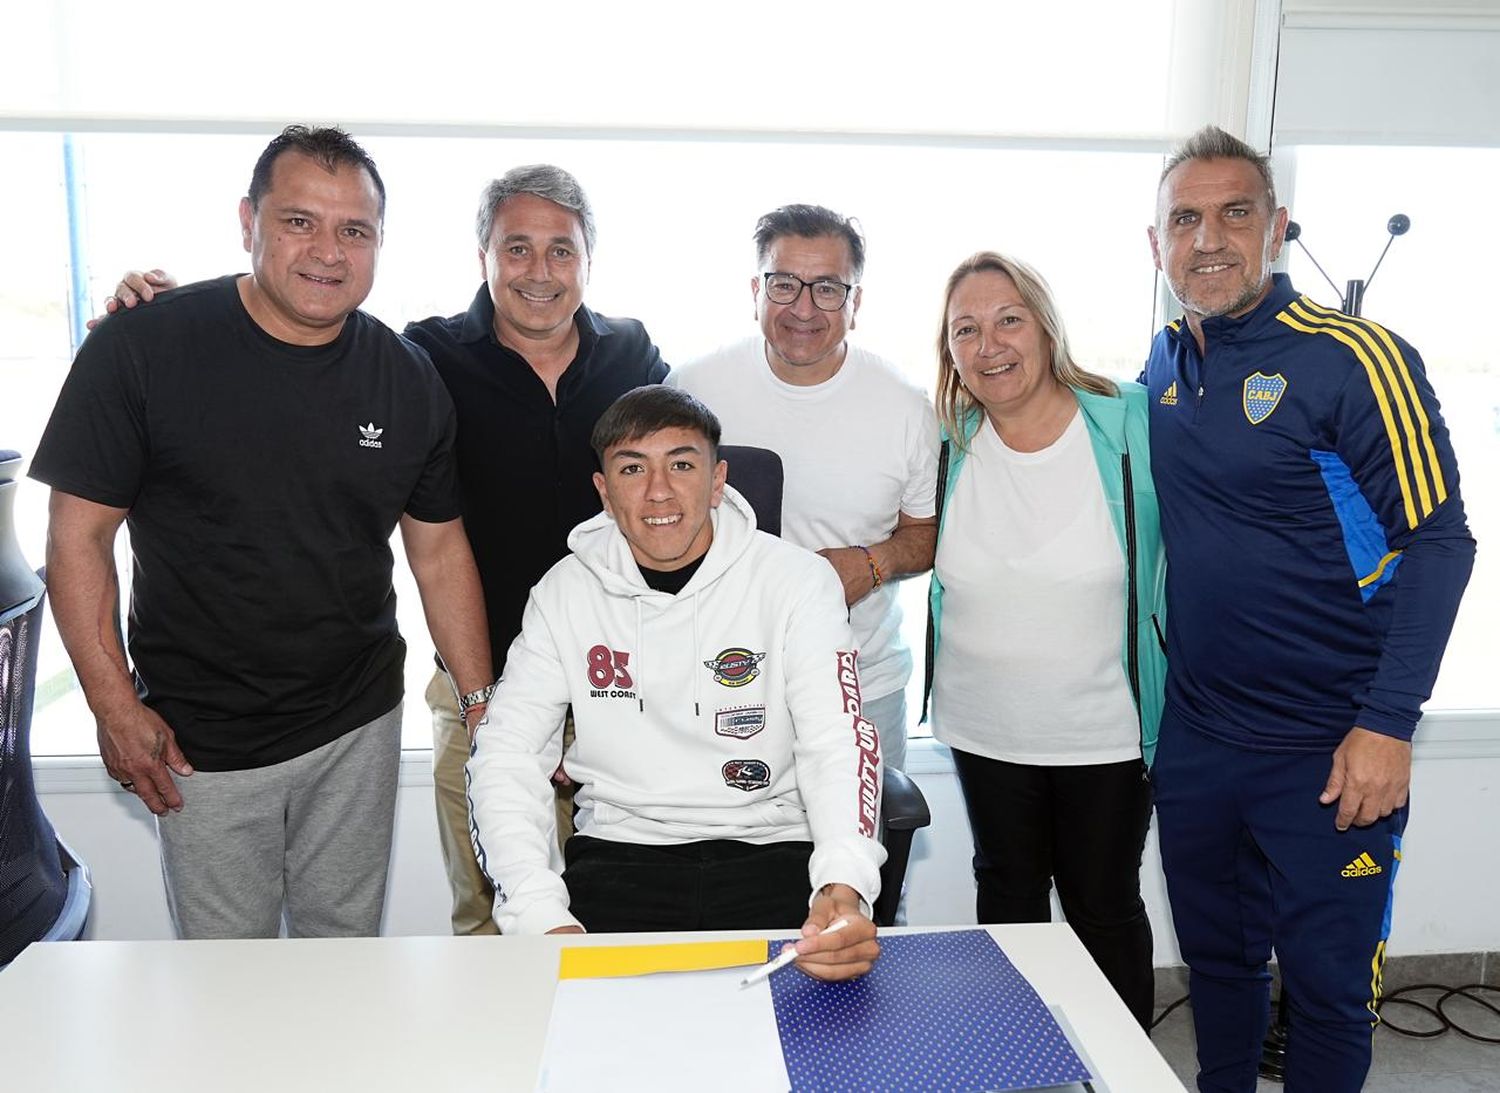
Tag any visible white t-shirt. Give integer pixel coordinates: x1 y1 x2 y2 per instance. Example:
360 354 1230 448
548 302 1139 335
670 338 939 702
931 410 1140 765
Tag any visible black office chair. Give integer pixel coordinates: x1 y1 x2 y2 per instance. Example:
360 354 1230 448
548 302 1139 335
718 444 782 538
0 451 92 967
721 445 930 928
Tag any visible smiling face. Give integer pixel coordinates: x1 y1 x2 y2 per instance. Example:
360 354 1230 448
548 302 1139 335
1149 156 1288 335
592 426 727 572
945 269 1058 420
237 150 383 345
479 192 590 348
752 234 862 386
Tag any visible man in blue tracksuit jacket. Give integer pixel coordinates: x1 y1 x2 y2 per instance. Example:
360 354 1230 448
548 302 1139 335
1141 126 1474 1093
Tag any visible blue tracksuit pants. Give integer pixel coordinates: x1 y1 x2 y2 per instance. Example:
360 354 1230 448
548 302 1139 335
1153 705 1405 1092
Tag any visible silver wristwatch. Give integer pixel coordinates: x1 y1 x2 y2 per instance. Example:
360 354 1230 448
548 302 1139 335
458 682 496 718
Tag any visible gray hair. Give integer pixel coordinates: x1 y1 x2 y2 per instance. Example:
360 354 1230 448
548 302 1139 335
1159 125 1277 211
474 164 597 255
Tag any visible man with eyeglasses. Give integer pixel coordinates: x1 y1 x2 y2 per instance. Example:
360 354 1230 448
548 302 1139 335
670 204 938 773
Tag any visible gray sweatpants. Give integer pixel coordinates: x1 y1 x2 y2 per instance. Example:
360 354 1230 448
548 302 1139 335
156 703 402 939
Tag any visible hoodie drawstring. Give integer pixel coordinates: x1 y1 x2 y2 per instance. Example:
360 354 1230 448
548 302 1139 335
635 599 645 714
692 595 701 717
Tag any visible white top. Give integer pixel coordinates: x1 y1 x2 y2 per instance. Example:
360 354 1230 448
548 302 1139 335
670 337 939 702
931 411 1140 765
467 487 885 934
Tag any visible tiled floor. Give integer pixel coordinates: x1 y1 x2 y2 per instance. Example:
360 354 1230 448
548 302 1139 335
1149 986 1500 1091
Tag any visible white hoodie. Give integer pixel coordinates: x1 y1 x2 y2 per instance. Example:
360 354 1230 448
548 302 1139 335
467 486 885 935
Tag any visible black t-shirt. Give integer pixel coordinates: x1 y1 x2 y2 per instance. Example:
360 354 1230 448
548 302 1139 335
31 276 460 771
404 287 668 669
638 556 705 595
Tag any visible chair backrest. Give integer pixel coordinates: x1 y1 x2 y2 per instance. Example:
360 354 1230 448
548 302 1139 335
0 453 87 963
719 444 783 538
716 442 930 924
0 453 45 625
0 581 66 965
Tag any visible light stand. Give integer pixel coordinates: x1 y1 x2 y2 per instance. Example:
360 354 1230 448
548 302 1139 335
1283 213 1410 318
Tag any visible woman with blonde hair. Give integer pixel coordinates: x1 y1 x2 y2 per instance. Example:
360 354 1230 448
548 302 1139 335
925 251 1165 1027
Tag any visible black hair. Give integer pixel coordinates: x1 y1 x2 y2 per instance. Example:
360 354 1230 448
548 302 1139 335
247 125 386 220
591 386 721 463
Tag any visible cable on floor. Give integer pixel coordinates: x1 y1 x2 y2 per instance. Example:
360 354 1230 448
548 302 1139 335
1150 984 1500 1043
1380 983 1500 1044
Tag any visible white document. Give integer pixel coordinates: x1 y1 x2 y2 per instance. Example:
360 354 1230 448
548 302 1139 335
535 966 790 1092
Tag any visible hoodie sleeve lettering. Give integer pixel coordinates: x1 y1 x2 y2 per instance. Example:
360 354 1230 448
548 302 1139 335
786 567 887 907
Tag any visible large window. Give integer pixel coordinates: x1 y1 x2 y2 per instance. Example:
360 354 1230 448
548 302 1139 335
10 129 1496 755
2 130 1165 753
1280 144 1499 710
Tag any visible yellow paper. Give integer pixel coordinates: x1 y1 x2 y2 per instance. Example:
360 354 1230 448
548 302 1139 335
558 939 768 980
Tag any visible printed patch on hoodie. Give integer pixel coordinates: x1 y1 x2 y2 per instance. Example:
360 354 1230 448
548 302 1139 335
585 643 637 699
714 705 766 739
722 759 771 792
704 647 766 688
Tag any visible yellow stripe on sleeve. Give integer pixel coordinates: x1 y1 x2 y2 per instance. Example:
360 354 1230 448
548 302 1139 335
1367 321 1448 504
1276 309 1420 528
1295 300 1446 513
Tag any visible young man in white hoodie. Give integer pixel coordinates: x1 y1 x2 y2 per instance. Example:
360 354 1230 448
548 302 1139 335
467 385 884 979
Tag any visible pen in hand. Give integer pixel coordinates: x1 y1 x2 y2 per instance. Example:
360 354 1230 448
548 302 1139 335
739 918 850 989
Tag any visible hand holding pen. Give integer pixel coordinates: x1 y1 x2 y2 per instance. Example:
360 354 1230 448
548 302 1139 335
768 883 880 983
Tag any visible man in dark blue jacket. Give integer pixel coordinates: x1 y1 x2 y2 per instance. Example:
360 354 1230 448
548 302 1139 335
1141 126 1474 1093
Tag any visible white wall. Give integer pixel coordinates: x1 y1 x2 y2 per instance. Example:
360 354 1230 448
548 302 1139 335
32 712 1500 960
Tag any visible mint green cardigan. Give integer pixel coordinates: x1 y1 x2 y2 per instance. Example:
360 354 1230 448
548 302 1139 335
925 383 1167 765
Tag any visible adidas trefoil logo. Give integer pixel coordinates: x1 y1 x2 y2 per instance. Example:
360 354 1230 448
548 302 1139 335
1160 381 1179 406
1341 851 1383 878
358 423 384 449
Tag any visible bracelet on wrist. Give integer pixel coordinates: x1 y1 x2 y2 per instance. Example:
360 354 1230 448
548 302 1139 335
458 682 496 718
855 545 883 588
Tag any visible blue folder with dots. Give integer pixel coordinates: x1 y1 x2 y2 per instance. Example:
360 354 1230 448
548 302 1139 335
768 928 1093 1092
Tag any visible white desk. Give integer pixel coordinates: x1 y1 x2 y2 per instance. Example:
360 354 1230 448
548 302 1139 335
0 924 1184 1092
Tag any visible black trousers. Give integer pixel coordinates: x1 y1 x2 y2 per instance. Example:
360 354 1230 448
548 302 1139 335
951 748 1155 1028
563 836 815 933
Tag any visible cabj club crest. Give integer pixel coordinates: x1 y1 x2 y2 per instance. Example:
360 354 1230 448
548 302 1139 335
1242 372 1288 425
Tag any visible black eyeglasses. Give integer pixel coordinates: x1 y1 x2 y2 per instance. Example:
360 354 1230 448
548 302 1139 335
761 273 855 311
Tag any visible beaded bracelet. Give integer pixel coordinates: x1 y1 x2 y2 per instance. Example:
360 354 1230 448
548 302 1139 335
856 545 884 588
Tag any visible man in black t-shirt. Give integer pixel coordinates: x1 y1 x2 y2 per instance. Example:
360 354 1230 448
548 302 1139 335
32 126 493 939
104 164 668 936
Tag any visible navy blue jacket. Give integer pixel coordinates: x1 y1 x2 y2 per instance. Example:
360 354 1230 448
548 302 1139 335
1141 274 1473 751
